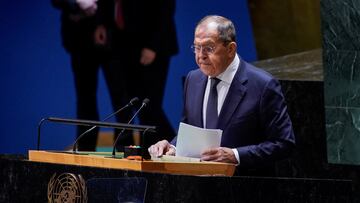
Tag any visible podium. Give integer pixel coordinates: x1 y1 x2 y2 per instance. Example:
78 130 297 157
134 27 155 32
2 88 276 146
27 150 235 202
0 154 355 202
0 117 346 202
34 117 236 176
28 150 236 176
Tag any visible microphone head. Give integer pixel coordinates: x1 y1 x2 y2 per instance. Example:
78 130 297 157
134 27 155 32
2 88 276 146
142 98 150 106
130 97 139 105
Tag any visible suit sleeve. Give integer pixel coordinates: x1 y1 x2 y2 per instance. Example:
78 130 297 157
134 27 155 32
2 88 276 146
236 78 295 167
170 71 191 145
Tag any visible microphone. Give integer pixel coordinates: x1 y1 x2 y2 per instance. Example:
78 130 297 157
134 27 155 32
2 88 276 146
112 98 150 157
72 97 139 152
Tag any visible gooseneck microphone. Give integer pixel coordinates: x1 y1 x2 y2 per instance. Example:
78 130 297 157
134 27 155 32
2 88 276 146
112 98 150 157
72 97 139 152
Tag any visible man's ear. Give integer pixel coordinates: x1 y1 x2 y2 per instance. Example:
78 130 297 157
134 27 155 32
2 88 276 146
227 42 237 56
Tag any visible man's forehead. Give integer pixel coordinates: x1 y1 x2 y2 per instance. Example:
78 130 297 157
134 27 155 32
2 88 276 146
195 22 219 40
203 21 218 30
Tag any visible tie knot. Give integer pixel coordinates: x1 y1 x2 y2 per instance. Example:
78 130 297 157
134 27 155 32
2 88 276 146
210 77 221 88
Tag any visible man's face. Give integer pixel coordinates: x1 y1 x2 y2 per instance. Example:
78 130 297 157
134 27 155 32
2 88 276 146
193 22 232 77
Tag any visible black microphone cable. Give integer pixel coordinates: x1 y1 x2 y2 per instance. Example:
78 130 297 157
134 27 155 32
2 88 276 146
72 97 139 152
112 98 150 157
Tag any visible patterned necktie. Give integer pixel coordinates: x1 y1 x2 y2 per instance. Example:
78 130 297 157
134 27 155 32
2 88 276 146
206 77 221 129
115 0 125 29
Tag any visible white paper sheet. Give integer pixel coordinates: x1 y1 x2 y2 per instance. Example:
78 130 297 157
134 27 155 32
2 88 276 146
176 122 222 158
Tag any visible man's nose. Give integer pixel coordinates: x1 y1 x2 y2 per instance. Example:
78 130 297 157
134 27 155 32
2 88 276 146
197 49 208 59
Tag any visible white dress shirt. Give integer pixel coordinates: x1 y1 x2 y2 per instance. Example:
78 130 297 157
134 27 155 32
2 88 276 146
202 54 240 164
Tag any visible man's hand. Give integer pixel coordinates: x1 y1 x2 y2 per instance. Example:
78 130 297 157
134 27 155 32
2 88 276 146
77 0 98 16
148 140 176 157
94 25 107 45
140 48 156 66
201 147 237 164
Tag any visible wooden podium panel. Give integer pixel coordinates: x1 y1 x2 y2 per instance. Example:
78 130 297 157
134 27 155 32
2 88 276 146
28 150 235 176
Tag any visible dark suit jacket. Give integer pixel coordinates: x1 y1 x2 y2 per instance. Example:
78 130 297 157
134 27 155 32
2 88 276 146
52 0 99 53
52 0 178 56
178 59 295 176
98 0 178 58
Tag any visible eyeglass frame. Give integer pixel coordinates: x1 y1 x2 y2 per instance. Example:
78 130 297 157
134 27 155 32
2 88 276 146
190 44 216 55
190 40 232 55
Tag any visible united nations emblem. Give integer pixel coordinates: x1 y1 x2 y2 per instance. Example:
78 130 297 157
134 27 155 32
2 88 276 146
48 173 87 203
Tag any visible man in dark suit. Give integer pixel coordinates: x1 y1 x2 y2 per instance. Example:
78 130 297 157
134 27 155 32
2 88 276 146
111 0 179 147
52 0 131 151
99 0 179 148
148 15 295 176
52 0 178 151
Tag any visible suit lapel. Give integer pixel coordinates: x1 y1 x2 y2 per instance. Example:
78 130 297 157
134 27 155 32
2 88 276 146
218 61 248 129
194 74 208 128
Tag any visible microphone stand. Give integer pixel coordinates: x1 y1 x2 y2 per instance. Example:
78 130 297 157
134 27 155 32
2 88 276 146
111 99 149 157
71 97 139 152
37 117 156 151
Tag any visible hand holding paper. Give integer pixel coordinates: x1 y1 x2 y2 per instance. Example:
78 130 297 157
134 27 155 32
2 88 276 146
201 147 238 163
148 140 175 157
176 122 222 158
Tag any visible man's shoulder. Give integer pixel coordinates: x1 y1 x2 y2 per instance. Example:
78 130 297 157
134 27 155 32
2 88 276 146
187 68 203 76
241 60 276 83
186 68 205 80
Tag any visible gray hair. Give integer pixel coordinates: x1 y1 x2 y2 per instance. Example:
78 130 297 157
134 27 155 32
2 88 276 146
196 15 236 45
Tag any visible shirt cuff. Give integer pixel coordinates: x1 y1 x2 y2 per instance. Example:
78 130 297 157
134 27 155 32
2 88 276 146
232 148 240 165
170 144 176 155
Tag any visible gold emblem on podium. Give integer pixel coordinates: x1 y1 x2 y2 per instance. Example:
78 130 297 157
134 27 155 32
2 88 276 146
47 173 87 203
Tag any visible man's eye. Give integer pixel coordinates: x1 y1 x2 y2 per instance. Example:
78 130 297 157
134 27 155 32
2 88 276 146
203 47 212 52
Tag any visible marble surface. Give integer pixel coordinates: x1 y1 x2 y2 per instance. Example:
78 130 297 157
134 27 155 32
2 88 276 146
323 50 360 107
277 80 328 177
252 49 323 81
321 0 360 165
251 48 360 189
0 155 355 202
250 50 327 176
323 50 360 164
321 0 360 51
326 107 360 164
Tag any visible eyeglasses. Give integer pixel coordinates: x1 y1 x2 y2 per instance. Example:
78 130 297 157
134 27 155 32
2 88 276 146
191 44 216 54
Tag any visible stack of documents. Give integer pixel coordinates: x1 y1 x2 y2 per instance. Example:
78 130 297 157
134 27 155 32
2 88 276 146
150 123 222 162
176 122 222 158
